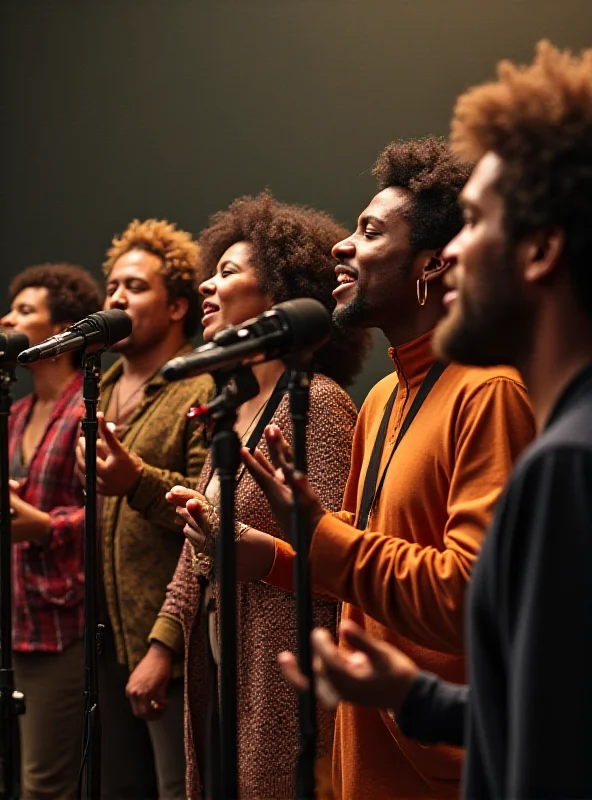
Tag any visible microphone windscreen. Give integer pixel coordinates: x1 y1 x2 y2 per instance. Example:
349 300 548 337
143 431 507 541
275 298 332 352
0 331 30 363
91 309 133 345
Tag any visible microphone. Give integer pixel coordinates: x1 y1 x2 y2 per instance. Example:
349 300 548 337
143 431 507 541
17 309 132 364
161 298 332 381
0 331 30 368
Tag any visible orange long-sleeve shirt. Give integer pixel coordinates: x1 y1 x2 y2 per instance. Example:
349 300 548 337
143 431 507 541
265 331 535 799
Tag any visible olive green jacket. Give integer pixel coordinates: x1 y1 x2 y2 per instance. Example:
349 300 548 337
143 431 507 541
99 348 213 673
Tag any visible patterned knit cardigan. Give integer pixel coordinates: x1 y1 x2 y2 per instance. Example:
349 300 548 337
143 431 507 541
159 374 357 799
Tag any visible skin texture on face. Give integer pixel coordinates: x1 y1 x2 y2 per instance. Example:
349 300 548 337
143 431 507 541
199 241 274 342
433 152 534 368
104 248 182 356
1 286 62 346
332 187 415 332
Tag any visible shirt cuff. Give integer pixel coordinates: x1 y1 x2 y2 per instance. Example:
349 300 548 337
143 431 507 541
128 462 163 514
262 537 295 592
149 614 184 656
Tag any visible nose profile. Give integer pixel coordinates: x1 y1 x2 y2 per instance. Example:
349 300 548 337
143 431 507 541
442 233 461 264
331 237 355 261
0 310 15 328
199 277 215 297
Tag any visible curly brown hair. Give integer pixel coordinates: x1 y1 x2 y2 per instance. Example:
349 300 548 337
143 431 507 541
450 40 592 315
103 219 201 336
9 263 103 324
373 136 472 254
9 263 103 367
198 191 372 388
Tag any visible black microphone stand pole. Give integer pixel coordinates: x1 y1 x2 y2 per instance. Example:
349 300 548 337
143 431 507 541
287 362 317 800
207 367 260 799
79 350 104 800
0 333 28 800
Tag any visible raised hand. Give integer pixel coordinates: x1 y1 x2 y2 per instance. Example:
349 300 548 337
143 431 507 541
278 620 419 713
241 424 326 541
76 413 143 496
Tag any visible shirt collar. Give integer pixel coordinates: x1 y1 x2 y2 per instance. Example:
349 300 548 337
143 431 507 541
388 330 436 387
545 361 592 430
101 342 195 391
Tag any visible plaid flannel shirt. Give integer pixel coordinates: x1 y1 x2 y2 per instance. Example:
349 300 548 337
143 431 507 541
9 373 85 652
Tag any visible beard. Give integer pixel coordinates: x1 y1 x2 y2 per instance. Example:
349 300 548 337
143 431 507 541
332 288 373 330
433 250 533 369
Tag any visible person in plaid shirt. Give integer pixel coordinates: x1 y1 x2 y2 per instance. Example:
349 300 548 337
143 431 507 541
2 263 102 799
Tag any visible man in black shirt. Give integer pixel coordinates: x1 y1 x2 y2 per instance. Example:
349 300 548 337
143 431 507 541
279 40 592 799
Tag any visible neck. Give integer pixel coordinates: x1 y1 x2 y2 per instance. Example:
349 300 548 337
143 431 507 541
518 301 592 432
251 359 286 397
381 286 444 348
31 358 77 402
120 331 188 381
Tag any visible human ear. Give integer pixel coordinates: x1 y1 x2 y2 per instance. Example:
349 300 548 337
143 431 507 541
523 229 565 284
422 250 453 284
168 297 190 322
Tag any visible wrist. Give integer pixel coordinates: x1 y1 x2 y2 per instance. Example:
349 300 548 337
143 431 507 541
31 511 52 545
149 640 174 662
126 456 145 497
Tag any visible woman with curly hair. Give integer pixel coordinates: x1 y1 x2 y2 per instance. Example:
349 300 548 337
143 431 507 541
1 263 102 799
129 191 371 799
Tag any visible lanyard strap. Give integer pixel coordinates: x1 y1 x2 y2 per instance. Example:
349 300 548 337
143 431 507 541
356 361 446 530
244 370 290 454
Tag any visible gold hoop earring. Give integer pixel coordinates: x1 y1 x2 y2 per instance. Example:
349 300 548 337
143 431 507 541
416 277 428 307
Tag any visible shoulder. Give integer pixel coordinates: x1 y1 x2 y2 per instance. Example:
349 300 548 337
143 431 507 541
161 373 214 404
273 373 357 431
11 393 33 414
359 371 398 414
443 362 527 398
310 374 357 415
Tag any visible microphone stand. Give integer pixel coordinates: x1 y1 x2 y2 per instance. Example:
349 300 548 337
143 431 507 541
79 350 104 800
197 367 260 799
0 337 27 800
287 361 317 800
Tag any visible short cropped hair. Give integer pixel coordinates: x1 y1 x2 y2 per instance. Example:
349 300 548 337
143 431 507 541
198 191 372 388
450 40 592 316
103 219 201 337
373 136 472 254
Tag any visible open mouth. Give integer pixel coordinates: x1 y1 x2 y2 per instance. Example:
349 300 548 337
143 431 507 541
333 265 359 302
201 302 219 321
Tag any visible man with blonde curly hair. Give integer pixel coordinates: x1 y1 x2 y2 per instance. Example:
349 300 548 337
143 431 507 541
292 41 592 800
76 219 212 799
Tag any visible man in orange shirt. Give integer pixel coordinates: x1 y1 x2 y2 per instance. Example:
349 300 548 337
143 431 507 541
186 137 535 798
278 39 592 800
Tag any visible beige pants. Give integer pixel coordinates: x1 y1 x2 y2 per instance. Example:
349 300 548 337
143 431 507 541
13 638 85 800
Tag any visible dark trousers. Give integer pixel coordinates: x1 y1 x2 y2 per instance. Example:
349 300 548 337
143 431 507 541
99 624 186 799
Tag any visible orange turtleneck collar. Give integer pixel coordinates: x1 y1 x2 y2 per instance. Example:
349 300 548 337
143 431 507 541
387 329 436 388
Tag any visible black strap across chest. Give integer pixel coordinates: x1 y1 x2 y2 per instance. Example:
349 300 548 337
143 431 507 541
356 361 446 530
244 370 290 454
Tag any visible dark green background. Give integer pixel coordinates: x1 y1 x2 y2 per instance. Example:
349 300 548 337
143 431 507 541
2 0 590 403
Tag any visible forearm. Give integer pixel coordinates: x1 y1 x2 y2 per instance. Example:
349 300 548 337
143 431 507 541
396 672 467 747
309 514 475 652
149 614 184 656
263 534 340 602
128 463 203 531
